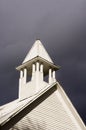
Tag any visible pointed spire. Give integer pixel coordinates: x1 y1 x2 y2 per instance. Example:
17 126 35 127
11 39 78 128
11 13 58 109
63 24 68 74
23 40 53 64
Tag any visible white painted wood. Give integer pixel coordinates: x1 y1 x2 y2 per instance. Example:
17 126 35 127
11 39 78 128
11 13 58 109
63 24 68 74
53 70 55 79
23 40 53 64
20 70 23 78
31 64 35 81
0 83 85 130
7 84 85 130
49 68 52 84
32 64 35 73
36 62 39 71
23 68 27 84
0 39 85 130
53 70 56 82
40 64 43 73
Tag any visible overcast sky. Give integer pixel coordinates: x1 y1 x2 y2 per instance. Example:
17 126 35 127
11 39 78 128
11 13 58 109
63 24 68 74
0 0 86 124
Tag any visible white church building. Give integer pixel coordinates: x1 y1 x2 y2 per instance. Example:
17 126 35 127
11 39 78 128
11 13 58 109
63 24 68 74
0 40 85 130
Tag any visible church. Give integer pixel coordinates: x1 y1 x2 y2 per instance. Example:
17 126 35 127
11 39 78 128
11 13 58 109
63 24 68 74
0 40 85 130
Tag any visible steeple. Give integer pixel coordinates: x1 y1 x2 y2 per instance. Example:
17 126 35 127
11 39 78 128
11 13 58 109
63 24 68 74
23 40 53 64
16 40 60 100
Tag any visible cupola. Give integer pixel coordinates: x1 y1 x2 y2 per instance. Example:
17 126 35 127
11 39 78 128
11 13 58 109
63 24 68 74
16 40 60 100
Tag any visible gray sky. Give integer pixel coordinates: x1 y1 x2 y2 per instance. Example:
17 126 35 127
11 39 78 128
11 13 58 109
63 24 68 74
0 0 86 124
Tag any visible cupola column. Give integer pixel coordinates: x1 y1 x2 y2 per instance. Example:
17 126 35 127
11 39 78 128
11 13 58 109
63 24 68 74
52 70 56 82
32 64 35 72
49 68 52 84
40 64 43 81
36 62 39 71
35 62 40 92
24 68 27 84
31 64 35 81
40 64 43 72
20 70 23 78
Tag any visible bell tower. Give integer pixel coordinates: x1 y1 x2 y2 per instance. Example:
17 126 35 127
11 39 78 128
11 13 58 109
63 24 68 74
16 40 60 100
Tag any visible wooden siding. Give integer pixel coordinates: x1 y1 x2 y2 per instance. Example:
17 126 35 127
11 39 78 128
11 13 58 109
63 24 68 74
9 91 79 130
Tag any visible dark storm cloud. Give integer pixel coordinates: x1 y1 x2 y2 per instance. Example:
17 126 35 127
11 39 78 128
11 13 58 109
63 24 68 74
0 0 86 124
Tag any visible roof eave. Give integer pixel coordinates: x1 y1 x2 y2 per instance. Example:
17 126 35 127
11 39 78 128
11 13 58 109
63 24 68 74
16 56 60 76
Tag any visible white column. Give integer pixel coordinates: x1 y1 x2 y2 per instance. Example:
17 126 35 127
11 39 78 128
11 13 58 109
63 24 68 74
20 70 23 78
19 69 23 99
40 64 43 72
49 68 52 84
35 62 40 92
32 64 35 72
24 68 27 84
53 70 55 79
31 64 35 81
36 62 39 71
53 70 56 82
40 64 43 81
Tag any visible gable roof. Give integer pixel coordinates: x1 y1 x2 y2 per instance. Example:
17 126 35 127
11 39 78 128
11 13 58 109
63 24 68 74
0 82 85 130
0 82 57 127
22 40 53 64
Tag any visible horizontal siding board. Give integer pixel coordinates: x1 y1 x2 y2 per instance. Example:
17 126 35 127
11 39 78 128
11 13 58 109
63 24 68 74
9 91 78 130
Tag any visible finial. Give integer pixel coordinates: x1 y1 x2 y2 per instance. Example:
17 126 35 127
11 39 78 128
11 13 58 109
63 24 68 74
36 38 40 41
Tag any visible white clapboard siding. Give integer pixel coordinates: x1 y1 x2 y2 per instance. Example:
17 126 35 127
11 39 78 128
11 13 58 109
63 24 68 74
10 90 81 130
